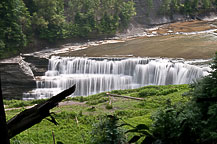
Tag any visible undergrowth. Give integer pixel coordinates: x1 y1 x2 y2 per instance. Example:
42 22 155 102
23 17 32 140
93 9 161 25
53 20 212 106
6 84 190 144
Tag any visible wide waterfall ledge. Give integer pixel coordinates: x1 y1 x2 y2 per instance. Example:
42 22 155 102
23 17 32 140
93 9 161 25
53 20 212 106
23 56 210 100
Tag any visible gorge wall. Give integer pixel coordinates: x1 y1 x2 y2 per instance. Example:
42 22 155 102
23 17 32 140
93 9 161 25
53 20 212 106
0 63 35 99
0 56 48 99
132 0 217 26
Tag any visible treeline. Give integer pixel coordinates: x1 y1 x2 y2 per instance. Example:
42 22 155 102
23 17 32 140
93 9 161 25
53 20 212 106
0 0 136 58
160 0 217 16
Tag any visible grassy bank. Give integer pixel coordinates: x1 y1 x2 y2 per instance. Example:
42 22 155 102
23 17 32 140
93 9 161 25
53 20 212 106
6 84 190 144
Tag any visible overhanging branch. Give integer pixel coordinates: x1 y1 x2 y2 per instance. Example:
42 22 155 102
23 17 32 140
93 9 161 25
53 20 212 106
7 85 76 139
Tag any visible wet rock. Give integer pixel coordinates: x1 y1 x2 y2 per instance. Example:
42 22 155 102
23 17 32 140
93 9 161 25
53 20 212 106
22 55 49 76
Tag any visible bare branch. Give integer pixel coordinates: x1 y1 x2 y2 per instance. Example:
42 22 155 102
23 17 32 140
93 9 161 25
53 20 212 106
7 85 76 139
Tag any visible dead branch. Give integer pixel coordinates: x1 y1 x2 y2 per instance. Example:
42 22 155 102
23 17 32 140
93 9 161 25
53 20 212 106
7 85 76 139
106 93 144 101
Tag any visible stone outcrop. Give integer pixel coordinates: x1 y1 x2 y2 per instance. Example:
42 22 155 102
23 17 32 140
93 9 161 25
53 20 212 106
133 0 185 26
22 55 49 76
0 63 35 99
0 56 49 99
132 0 217 26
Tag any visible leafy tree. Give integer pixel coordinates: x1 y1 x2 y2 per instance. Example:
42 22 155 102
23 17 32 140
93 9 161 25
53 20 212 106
22 0 36 15
159 0 216 16
160 0 172 15
191 52 217 142
119 1 136 28
98 13 119 34
170 0 180 13
151 101 202 144
203 0 212 9
32 0 66 40
73 12 96 37
0 0 30 58
0 0 136 58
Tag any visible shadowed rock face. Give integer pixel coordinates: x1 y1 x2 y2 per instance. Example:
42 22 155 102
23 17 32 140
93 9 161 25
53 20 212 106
132 0 216 26
23 55 49 76
133 0 181 26
0 63 36 99
0 56 49 99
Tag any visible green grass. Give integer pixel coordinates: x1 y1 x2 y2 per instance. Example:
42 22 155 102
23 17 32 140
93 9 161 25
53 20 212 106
6 84 190 144
4 99 47 108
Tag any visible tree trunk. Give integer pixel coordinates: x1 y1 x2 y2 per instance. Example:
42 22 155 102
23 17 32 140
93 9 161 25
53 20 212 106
0 76 10 144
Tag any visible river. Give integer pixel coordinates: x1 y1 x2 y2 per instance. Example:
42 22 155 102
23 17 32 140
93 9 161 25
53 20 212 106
2 19 217 100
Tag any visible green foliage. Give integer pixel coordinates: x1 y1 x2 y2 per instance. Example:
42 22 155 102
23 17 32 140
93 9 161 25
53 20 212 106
138 88 159 97
151 101 202 144
190 52 217 142
0 0 31 58
159 0 216 15
6 84 190 143
105 103 113 110
148 53 217 143
4 99 47 108
0 0 136 58
160 88 179 95
86 97 108 105
138 87 179 97
119 1 136 28
160 0 172 15
90 115 127 144
66 0 136 36
125 123 154 144
31 0 66 40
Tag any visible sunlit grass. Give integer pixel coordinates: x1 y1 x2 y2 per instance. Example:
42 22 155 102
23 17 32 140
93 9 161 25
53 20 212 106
6 84 190 144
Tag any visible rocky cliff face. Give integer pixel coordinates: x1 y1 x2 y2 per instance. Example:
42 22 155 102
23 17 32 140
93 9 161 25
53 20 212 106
0 63 36 99
23 55 49 76
132 0 217 26
0 56 48 99
132 0 185 26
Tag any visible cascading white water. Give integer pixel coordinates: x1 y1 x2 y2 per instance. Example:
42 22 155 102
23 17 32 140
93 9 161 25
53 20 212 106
23 56 208 100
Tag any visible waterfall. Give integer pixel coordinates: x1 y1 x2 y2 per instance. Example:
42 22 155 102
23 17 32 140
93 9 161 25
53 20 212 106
23 57 208 100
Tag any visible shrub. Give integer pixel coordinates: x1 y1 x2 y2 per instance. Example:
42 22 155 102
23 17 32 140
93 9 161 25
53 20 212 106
149 53 217 143
138 88 158 97
158 88 178 95
105 104 113 110
90 115 127 144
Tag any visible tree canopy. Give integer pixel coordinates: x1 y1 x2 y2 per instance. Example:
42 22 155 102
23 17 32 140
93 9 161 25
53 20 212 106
0 0 136 58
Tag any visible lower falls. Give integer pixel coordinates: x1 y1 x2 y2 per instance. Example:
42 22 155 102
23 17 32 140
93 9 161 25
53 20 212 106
23 57 209 100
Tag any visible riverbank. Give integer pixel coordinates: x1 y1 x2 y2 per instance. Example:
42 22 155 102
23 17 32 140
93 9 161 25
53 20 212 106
57 20 217 59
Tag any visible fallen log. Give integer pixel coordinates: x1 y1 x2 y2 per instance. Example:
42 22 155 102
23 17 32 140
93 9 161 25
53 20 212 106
106 93 144 101
7 85 76 139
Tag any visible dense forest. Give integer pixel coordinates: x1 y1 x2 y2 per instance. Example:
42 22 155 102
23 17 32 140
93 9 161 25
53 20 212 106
0 0 136 58
159 0 217 16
